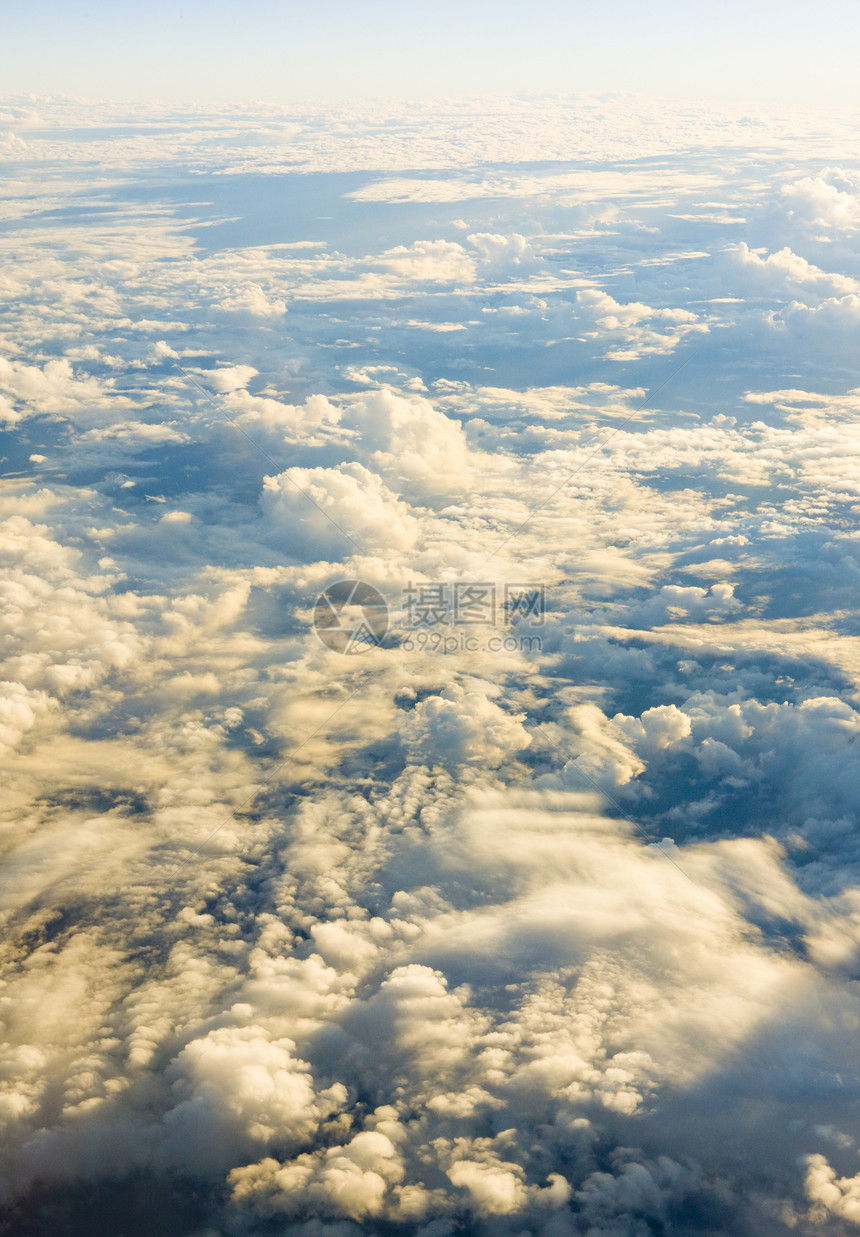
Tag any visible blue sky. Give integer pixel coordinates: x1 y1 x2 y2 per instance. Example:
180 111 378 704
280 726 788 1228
4 0 860 104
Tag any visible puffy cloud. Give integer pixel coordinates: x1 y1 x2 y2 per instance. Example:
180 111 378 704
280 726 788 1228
776 292 860 342
556 702 646 789
339 388 472 500
374 240 475 285
574 287 703 359
722 241 859 297
804 1154 860 1225
199 363 258 393
0 679 53 752
230 1124 405 1222
260 461 419 558
782 167 860 232
0 356 110 419
161 1026 342 1171
213 283 287 317
400 684 531 770
467 231 530 267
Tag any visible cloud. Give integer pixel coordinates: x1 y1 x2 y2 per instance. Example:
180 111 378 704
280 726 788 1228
374 240 475 285
199 363 259 393
0 679 54 752
400 684 531 770
339 388 473 500
574 288 703 359
722 240 860 296
0 356 111 420
213 283 288 317
260 461 419 558
467 232 530 267
160 1025 344 1173
804 1154 860 1225
782 167 860 232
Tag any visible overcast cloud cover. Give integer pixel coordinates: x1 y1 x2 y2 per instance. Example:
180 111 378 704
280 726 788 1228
3 12 860 1236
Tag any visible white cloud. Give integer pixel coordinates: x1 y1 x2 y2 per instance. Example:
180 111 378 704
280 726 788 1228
213 283 287 317
161 1025 341 1171
339 388 472 500
783 167 860 232
0 679 54 752
0 356 111 419
401 683 531 770
722 240 860 297
260 461 419 558
375 239 475 285
804 1154 860 1225
467 231 530 267
199 364 259 393
575 287 703 359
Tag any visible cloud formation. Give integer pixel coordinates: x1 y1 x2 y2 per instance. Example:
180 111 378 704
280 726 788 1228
1 93 860 1237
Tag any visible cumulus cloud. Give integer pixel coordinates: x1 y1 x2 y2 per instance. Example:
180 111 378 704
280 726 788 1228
574 287 703 359
375 239 475 285
722 241 859 297
339 388 473 500
783 167 860 231
400 684 531 770
260 461 419 557
467 231 530 267
161 1025 344 1172
199 363 259 393
0 356 111 419
804 1154 860 1225
213 283 287 317
0 679 53 752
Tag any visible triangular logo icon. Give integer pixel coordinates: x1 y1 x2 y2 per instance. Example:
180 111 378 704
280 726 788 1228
345 618 379 654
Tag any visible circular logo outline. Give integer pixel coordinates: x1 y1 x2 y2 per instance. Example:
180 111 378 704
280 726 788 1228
313 579 389 655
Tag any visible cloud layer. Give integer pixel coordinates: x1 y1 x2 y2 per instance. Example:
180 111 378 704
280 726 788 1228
1 94 860 1236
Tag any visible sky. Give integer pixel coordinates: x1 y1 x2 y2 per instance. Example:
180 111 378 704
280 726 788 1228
3 15 860 1237
3 0 860 105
